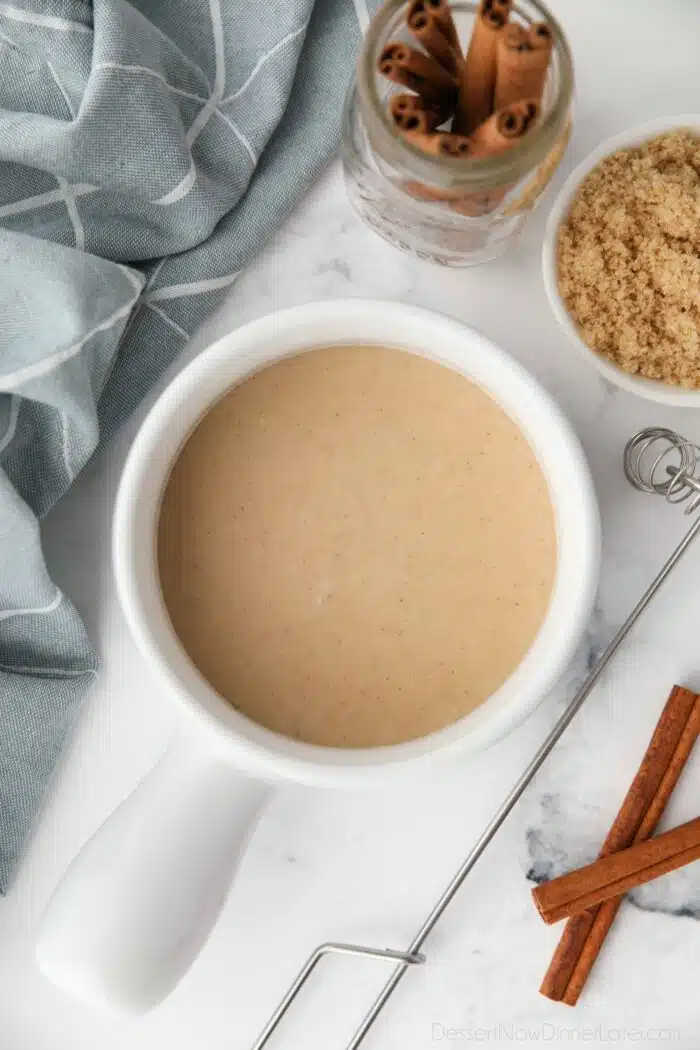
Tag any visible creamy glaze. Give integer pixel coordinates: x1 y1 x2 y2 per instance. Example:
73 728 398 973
158 346 556 748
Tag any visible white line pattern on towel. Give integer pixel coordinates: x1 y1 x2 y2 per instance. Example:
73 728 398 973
0 184 97 220
0 395 19 456
46 62 75 118
214 108 257 165
0 662 98 678
0 297 138 391
143 272 240 303
350 0 370 32
0 4 91 33
116 265 145 295
57 177 85 250
185 0 226 148
153 157 198 206
61 413 73 483
92 63 209 104
145 303 189 340
221 21 309 103
0 591 62 622
143 258 167 295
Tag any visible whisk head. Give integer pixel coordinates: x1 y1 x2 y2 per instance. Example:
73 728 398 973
624 428 700 515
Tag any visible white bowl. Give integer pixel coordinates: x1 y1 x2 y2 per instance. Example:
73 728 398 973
115 300 600 777
542 114 700 407
36 301 601 1017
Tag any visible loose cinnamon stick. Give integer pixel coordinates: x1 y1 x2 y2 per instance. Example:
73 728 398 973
539 685 700 1004
534 815 700 925
454 0 511 135
378 43 457 113
637 695 700 834
562 694 700 1004
494 19 552 110
407 0 461 76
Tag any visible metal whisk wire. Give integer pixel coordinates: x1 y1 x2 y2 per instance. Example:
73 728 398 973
251 428 700 1050
624 427 700 514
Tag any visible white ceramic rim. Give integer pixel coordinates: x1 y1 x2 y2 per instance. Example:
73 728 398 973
113 300 600 786
543 114 700 407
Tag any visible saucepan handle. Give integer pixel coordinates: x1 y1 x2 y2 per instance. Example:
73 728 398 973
36 734 271 1014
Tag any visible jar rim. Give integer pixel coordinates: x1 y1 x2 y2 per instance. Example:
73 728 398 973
356 0 574 191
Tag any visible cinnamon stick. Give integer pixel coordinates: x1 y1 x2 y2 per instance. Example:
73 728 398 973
389 93 442 136
549 694 700 1005
449 192 498 217
395 98 540 217
405 131 474 158
469 99 540 155
402 181 461 204
424 0 461 50
494 19 552 110
446 100 538 215
378 43 457 113
400 128 478 204
454 0 511 135
533 815 700 925
539 685 700 1004
529 21 554 52
406 0 461 76
389 95 474 206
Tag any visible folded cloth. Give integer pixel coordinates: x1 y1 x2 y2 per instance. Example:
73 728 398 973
0 0 378 893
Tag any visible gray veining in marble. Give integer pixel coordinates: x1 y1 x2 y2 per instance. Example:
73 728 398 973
521 620 700 919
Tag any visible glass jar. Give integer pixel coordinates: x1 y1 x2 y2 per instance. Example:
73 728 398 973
341 0 573 267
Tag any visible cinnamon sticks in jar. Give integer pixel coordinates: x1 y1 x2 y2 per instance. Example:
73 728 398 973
378 41 457 113
453 0 511 135
536 685 700 1006
376 0 554 195
494 21 552 110
469 99 540 155
406 0 462 75
389 93 442 136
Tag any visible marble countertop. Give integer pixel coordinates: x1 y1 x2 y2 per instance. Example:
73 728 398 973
3 1 700 1046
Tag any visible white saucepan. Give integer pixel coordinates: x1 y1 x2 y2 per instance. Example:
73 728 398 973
36 300 600 1014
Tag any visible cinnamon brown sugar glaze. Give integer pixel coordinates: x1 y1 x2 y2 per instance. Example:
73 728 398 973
158 346 556 748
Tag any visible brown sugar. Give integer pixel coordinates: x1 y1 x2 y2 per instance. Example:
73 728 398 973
557 130 700 389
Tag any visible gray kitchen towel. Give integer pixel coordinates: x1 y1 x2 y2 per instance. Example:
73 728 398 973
0 0 379 893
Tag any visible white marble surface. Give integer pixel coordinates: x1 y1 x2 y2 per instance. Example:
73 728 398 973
4 1 700 1046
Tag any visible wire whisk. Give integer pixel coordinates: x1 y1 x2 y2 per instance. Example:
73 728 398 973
251 428 700 1050
625 427 700 514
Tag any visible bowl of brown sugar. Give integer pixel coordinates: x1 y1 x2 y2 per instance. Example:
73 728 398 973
542 116 700 406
